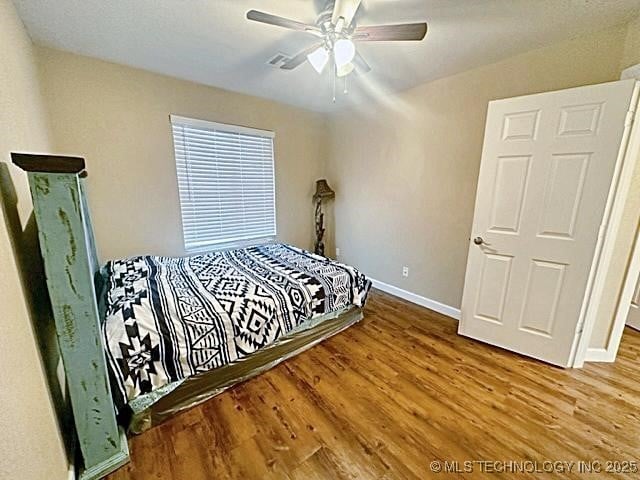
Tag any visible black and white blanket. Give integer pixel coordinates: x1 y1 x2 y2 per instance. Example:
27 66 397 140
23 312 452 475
103 243 370 405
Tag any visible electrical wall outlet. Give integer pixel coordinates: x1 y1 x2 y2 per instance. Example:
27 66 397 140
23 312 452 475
336 247 341 257
402 266 409 277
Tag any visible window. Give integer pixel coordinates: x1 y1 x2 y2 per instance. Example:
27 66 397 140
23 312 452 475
171 115 276 251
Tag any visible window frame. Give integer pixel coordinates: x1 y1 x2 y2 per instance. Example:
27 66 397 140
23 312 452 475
170 114 277 253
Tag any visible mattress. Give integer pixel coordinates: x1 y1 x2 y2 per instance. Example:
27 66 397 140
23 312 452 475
102 243 370 408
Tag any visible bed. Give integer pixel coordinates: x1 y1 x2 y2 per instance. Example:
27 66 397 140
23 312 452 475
102 243 370 433
12 153 370 480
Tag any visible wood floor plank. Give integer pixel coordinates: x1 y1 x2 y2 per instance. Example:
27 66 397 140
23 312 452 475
106 289 640 479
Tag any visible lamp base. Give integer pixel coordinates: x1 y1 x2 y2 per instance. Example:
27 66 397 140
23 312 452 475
314 199 326 257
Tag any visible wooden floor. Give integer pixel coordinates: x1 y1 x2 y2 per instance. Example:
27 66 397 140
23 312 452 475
107 290 640 479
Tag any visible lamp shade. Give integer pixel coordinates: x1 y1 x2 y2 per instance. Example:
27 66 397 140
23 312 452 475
313 179 335 200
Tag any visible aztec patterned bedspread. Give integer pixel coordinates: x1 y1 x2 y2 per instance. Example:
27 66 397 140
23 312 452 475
103 243 370 405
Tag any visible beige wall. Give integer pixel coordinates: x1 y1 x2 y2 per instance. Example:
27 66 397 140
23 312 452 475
0 1 69 479
622 14 640 70
326 24 630 309
37 47 329 262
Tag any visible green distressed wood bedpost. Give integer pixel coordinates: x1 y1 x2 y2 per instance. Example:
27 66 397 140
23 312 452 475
12 153 129 480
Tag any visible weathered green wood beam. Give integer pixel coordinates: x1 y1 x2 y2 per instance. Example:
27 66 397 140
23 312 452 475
12 153 129 480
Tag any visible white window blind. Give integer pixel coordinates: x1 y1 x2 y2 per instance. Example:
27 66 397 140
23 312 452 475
171 115 276 251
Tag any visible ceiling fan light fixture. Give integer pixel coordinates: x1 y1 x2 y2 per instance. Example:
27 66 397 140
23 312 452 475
307 46 329 74
336 62 355 77
247 2 429 100
334 38 356 67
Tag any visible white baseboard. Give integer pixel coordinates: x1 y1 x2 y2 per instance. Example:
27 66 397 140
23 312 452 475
626 319 640 331
584 347 616 363
370 278 461 320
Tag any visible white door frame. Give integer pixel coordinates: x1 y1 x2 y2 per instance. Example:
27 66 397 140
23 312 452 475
624 246 640 331
572 80 640 366
614 226 640 323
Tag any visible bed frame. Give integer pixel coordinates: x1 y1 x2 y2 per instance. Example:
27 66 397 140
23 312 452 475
13 154 129 480
12 153 363 479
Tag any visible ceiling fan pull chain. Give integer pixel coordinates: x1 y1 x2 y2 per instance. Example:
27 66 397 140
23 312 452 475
332 65 337 102
344 74 348 95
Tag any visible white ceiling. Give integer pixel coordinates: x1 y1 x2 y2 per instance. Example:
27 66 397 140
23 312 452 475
13 0 640 113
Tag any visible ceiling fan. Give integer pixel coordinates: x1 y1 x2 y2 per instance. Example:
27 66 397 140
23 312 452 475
246 0 428 90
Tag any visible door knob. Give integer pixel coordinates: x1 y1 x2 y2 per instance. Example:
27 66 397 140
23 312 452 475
473 236 484 245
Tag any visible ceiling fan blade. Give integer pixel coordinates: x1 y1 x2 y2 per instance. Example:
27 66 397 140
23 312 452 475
281 43 323 70
353 52 371 74
331 0 362 28
352 23 428 42
246 10 321 35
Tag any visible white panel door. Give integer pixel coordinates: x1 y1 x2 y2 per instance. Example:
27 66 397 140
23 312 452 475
460 80 637 367
627 275 640 331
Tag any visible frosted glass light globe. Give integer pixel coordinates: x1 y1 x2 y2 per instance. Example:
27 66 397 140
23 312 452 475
307 47 329 74
336 62 355 77
334 38 356 67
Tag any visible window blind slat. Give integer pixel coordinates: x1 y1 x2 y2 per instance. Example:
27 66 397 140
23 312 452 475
172 127 272 142
175 169 274 178
174 145 272 156
174 136 272 147
183 220 276 233
172 117 276 250
180 209 275 218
